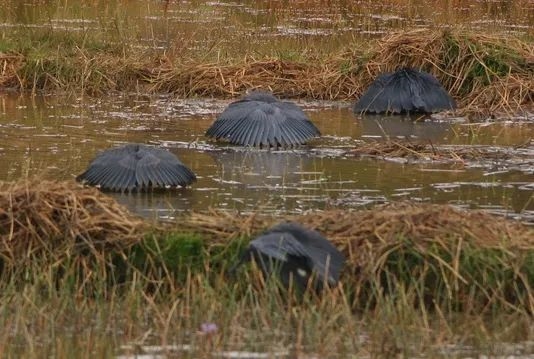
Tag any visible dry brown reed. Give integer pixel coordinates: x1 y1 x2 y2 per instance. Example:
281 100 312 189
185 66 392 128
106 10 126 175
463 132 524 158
296 201 534 264
0 52 24 89
181 202 534 257
180 202 534 310
143 56 361 100
177 208 272 244
0 179 147 267
2 29 531 115
344 140 528 163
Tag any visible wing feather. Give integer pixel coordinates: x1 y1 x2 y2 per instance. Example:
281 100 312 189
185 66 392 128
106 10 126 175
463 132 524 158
354 68 455 114
206 93 319 147
250 226 344 285
78 144 196 191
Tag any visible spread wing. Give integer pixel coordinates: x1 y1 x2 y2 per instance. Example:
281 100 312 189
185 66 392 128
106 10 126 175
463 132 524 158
353 72 396 114
77 144 196 192
410 71 456 112
135 147 197 189
206 99 320 148
76 145 138 191
250 230 341 285
354 69 455 114
266 222 345 284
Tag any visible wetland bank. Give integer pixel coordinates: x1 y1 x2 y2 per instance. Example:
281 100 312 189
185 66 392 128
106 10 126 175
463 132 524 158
1 0 534 358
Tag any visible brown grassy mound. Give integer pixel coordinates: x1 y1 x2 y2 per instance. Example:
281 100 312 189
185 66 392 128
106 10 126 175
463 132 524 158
299 203 534 310
296 202 534 264
3 29 531 115
145 57 360 100
182 202 534 257
0 179 147 267
178 208 273 244
181 203 534 311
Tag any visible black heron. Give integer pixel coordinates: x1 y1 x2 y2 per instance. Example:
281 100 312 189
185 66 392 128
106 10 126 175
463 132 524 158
205 91 321 148
76 143 196 192
232 222 345 292
354 68 456 114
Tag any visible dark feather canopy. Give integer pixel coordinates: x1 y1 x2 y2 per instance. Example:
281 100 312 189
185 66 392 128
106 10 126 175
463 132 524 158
234 222 345 292
76 143 196 192
354 68 456 114
206 91 321 148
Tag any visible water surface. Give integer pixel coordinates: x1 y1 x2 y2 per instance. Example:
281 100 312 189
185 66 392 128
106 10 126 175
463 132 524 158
1 92 532 222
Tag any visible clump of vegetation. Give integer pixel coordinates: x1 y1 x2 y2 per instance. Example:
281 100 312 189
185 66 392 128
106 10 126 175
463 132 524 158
298 202 534 312
1 28 531 115
0 178 147 286
0 178 147 252
345 139 531 164
0 179 533 356
180 202 534 313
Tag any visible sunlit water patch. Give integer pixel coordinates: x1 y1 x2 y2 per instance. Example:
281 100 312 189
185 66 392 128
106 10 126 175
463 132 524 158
0 92 532 223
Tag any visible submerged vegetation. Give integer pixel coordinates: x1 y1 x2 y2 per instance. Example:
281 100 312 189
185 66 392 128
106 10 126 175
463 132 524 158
1 178 534 356
345 139 534 166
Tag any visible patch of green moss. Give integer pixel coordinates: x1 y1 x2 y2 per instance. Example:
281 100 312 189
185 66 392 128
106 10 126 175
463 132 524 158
129 232 204 274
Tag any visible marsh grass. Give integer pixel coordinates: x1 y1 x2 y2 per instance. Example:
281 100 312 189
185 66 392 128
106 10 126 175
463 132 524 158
1 242 533 358
1 21 532 115
2 180 534 356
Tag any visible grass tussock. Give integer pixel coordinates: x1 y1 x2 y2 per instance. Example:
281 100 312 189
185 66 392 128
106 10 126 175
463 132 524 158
181 202 534 312
0 178 147 269
1 29 532 115
1 178 534 314
146 57 360 100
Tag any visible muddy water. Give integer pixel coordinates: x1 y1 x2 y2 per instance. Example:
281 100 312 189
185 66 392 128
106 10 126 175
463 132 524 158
0 92 532 222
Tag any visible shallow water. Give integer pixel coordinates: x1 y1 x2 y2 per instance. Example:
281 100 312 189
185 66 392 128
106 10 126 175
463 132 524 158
0 92 532 222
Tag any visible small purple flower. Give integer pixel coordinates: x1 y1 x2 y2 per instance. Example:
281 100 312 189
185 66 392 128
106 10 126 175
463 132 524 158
200 322 218 334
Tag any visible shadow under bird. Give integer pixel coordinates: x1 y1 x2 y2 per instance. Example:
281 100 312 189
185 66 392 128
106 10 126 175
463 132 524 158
76 143 196 192
205 91 321 148
232 222 345 292
353 68 456 114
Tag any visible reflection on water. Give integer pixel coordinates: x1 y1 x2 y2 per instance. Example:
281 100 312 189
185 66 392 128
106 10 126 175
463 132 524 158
359 114 452 141
211 150 313 187
0 92 533 222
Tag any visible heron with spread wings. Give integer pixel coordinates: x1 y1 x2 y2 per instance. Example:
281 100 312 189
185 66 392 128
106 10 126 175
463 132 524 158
354 68 456 114
76 143 196 192
232 222 345 292
206 91 321 148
